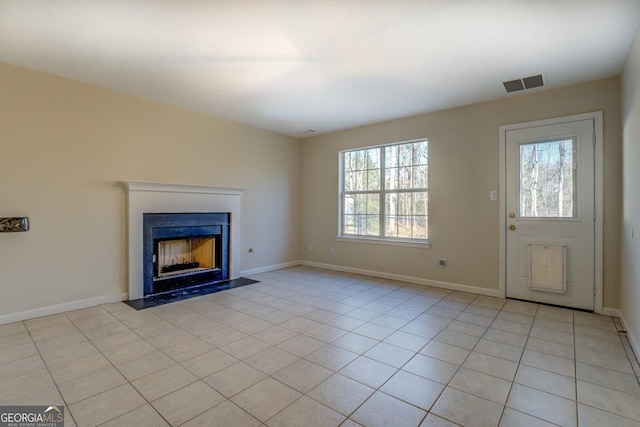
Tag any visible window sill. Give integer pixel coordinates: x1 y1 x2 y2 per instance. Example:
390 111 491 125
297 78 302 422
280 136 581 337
337 236 431 248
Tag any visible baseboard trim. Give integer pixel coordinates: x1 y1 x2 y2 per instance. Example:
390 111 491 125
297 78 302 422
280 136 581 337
601 307 621 318
239 261 301 277
0 260 297 325
611 308 640 362
300 261 502 298
0 293 127 325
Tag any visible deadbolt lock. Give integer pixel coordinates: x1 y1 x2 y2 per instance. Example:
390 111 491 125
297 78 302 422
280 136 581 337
508 224 516 231
508 212 516 219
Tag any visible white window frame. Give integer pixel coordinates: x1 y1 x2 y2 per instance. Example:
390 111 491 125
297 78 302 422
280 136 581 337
338 138 430 247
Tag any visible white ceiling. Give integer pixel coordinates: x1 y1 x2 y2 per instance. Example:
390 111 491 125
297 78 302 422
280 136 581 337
1 1 639 138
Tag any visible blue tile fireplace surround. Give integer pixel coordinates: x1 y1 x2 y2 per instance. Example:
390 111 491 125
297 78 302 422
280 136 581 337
142 212 230 297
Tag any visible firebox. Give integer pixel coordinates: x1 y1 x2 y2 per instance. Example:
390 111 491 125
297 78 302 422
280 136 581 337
143 212 230 296
156 237 215 278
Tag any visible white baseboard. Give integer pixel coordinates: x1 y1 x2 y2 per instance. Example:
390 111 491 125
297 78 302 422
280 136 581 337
601 307 622 318
299 261 502 298
0 293 127 325
612 308 640 362
239 261 301 277
0 260 297 325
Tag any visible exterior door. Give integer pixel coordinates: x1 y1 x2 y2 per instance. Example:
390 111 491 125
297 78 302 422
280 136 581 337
505 118 595 310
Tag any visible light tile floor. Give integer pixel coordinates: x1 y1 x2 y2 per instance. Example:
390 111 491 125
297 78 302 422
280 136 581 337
1 266 640 426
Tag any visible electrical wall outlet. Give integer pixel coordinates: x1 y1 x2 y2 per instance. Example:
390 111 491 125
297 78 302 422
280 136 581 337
439 258 447 267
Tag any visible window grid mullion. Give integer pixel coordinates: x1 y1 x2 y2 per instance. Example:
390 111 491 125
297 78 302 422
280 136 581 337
380 147 385 238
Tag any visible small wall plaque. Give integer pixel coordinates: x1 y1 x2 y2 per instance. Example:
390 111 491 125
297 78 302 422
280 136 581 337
0 217 30 232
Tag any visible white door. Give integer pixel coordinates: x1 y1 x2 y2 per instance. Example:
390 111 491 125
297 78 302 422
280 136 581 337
505 118 595 310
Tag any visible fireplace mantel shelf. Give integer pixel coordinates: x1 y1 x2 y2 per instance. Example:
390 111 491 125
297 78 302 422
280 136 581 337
122 181 247 196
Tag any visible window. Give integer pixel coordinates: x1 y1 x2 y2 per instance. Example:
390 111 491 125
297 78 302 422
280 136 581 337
340 139 428 243
519 138 576 218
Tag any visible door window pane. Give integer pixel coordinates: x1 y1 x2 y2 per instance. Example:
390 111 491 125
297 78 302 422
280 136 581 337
519 139 576 218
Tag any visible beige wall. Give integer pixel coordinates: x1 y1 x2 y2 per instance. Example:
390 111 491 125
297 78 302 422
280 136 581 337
0 58 627 320
301 78 621 308
621 26 640 349
0 62 301 318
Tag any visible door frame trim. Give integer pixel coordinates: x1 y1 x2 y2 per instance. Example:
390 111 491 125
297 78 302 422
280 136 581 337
498 111 603 313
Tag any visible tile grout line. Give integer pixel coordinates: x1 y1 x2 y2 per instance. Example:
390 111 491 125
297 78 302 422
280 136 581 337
264 284 456 426
7 267 640 427
65 308 168 427
69 305 230 426
493 302 537 427
25 314 81 427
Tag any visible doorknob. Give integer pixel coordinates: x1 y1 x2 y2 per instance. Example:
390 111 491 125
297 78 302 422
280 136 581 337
508 224 516 231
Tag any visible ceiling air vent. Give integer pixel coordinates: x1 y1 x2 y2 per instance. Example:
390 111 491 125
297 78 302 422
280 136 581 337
523 74 544 89
503 74 545 93
503 79 525 93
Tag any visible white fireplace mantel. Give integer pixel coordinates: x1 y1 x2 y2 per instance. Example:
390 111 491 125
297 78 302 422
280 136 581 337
122 181 246 300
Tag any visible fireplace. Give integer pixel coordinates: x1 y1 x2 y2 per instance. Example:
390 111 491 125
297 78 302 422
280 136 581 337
122 181 244 300
143 212 230 296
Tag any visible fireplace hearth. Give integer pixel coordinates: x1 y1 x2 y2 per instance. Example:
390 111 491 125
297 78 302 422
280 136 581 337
143 212 230 296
